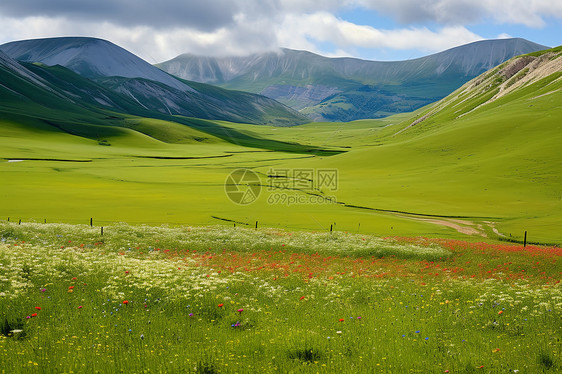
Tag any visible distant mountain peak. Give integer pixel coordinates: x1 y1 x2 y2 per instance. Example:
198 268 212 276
0 36 191 91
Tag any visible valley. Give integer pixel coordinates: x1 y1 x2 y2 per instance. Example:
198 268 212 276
0 38 560 246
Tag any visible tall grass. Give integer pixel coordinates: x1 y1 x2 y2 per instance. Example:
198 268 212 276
0 222 560 373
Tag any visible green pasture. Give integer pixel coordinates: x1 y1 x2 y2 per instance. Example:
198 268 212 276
0 222 560 373
1 50 561 244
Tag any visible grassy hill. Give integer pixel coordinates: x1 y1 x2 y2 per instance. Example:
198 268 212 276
0 50 328 152
265 47 562 243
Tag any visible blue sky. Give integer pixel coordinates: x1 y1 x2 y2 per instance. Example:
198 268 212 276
0 1 561 62
335 5 561 60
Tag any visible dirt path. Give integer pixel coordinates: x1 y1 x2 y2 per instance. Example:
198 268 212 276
313 194 500 238
396 215 500 237
411 217 486 236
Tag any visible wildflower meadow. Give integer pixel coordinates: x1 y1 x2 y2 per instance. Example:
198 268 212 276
0 222 560 373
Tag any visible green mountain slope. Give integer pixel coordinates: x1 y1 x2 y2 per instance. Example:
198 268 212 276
0 37 308 126
157 38 549 121
290 46 562 243
0 52 330 153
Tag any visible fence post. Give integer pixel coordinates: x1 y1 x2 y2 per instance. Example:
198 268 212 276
523 231 527 247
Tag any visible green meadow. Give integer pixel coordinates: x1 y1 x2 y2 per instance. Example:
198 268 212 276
1 62 561 244
0 222 560 373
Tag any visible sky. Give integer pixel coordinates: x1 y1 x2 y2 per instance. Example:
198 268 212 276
0 0 561 63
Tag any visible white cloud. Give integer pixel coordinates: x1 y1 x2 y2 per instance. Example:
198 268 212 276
279 12 481 54
496 33 512 39
0 11 486 62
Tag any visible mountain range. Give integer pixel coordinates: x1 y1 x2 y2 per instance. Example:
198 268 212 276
157 38 548 121
0 37 308 126
0 36 550 128
0 47 332 153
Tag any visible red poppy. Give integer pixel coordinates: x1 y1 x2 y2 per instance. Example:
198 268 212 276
300 296 305 300
78 306 83 309
218 303 224 307
35 307 41 310
338 319 345 322
31 313 37 317
123 300 129 305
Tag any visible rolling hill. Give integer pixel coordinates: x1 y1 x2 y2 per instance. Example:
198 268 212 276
0 37 308 126
288 46 562 242
0 48 329 153
157 38 549 121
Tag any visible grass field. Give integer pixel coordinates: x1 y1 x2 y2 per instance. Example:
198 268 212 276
0 111 460 239
2 50 562 245
1 79 560 244
0 222 560 373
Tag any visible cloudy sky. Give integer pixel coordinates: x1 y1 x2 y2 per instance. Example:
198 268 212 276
0 0 561 62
